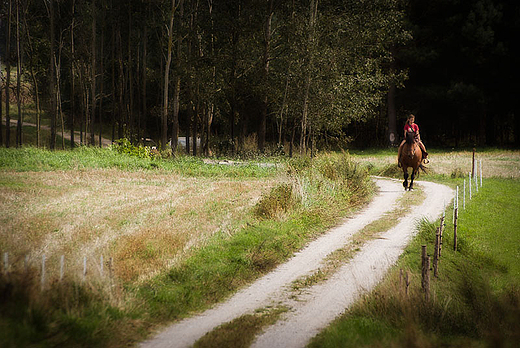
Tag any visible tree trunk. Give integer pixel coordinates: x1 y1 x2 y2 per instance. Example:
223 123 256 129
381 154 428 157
300 0 318 155
162 0 177 150
229 3 241 156
49 0 57 150
127 7 134 143
141 4 148 143
55 33 65 149
98 7 105 148
387 55 397 147
117 26 124 139
0 0 3 146
5 0 12 148
16 0 22 147
111 12 116 143
90 0 96 146
259 0 274 153
70 0 76 148
171 0 183 154
278 74 289 145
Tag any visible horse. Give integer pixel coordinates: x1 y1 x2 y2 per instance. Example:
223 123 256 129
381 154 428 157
398 131 425 191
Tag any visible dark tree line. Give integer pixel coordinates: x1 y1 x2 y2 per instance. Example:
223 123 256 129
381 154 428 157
0 0 408 153
393 0 520 148
1 0 517 153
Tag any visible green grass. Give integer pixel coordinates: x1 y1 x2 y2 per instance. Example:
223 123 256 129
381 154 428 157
194 306 288 348
0 146 280 177
309 178 520 347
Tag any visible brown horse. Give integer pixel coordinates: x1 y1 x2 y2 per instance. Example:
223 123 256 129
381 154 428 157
399 132 425 191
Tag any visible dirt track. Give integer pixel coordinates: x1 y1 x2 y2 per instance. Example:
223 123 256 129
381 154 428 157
141 178 454 348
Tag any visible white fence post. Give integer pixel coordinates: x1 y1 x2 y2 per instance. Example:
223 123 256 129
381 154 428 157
24 255 29 273
475 166 479 193
60 255 65 282
3 252 8 274
41 254 46 291
83 256 87 282
469 172 472 200
463 179 466 210
480 160 483 187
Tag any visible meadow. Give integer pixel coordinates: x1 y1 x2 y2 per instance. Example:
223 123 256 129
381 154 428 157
0 146 519 347
0 146 372 347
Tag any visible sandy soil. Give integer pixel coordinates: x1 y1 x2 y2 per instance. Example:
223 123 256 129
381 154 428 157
141 178 453 348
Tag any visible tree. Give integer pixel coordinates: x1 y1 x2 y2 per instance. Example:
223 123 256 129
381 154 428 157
162 0 178 150
15 0 23 147
5 0 12 148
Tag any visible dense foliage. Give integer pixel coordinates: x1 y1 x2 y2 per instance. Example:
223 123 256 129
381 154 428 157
0 0 407 153
1 0 518 152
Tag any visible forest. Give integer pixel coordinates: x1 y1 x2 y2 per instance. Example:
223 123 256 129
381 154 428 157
1 0 519 156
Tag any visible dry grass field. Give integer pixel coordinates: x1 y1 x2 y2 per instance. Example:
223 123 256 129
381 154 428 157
352 149 520 178
0 169 275 283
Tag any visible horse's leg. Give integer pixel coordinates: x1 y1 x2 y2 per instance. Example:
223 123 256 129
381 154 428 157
409 168 416 190
403 168 409 190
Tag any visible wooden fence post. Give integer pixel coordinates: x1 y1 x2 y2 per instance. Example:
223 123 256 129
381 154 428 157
472 147 476 177
406 271 410 297
453 208 458 251
439 216 445 258
433 228 440 277
421 245 430 300
109 257 113 280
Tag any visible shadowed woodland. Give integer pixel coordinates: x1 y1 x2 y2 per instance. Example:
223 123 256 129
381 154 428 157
1 0 519 154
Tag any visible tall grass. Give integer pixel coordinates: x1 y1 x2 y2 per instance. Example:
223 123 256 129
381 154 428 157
309 178 520 347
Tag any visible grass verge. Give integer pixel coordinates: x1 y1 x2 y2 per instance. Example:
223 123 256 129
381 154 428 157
193 306 288 348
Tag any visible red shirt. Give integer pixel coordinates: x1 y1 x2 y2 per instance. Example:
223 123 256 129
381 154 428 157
404 123 419 133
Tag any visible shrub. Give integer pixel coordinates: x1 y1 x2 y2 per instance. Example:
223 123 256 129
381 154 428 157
255 183 295 219
451 167 465 178
111 138 153 159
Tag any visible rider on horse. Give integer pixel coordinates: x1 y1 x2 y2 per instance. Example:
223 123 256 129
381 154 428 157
397 114 428 167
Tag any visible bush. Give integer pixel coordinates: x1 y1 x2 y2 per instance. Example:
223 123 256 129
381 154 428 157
451 167 465 178
111 138 155 159
255 183 295 219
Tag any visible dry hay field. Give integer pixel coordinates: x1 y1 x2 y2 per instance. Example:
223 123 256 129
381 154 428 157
0 169 275 284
